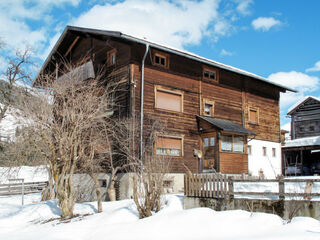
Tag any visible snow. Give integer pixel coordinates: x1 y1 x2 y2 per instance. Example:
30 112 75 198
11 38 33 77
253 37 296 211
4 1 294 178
0 165 48 184
0 194 320 240
284 136 320 148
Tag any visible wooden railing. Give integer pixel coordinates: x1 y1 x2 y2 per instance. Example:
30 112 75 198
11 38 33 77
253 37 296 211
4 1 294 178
184 173 320 199
0 181 48 196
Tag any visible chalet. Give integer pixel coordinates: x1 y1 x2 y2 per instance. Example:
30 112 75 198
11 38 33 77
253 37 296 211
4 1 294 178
282 96 320 176
36 26 294 177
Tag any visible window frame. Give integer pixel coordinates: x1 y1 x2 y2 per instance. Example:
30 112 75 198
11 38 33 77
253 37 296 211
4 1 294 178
107 49 116 66
155 135 184 157
154 85 184 113
262 146 267 156
248 107 259 125
153 51 169 69
202 98 215 116
272 147 276 158
202 67 218 82
220 134 245 154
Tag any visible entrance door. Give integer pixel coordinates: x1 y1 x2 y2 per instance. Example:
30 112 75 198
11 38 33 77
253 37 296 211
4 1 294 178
202 133 217 171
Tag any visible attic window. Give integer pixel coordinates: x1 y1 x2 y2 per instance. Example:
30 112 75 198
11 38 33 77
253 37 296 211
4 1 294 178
203 68 217 81
107 49 116 66
154 52 168 68
309 126 315 132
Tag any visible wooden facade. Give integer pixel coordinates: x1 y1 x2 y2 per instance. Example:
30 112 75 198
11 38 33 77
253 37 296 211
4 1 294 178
37 26 291 174
283 97 320 176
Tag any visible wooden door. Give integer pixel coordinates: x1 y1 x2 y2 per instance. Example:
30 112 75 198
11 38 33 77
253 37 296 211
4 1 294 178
201 132 218 171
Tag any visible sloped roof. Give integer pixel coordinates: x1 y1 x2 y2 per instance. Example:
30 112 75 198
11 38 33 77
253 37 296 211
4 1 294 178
197 115 256 136
37 26 295 93
284 136 320 148
287 96 320 115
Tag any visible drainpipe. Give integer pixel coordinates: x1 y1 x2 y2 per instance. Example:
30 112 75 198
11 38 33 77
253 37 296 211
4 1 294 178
140 43 149 163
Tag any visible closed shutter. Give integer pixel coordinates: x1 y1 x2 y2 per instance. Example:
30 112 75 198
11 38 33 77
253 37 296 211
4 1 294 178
156 90 181 112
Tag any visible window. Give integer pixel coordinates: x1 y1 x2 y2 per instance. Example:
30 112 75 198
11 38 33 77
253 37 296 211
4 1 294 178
107 49 116 66
202 99 214 116
249 108 258 124
309 126 315 131
248 145 252 155
156 136 182 156
155 87 183 112
299 126 304 132
272 148 276 157
153 52 169 68
203 137 215 147
203 68 217 81
221 135 233 152
233 136 244 153
262 147 267 156
221 135 245 153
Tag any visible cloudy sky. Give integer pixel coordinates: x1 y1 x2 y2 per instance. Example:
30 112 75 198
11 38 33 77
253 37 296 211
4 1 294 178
0 0 319 129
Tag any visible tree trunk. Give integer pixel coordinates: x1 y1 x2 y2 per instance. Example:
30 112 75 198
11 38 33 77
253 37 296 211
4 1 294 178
90 172 103 213
56 175 75 218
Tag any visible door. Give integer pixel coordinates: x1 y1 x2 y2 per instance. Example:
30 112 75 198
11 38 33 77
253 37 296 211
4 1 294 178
201 133 218 171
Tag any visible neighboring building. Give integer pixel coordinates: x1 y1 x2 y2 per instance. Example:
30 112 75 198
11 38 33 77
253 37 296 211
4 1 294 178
36 26 293 176
282 96 320 176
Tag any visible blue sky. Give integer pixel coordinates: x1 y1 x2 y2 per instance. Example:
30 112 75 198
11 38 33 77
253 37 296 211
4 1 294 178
0 0 319 130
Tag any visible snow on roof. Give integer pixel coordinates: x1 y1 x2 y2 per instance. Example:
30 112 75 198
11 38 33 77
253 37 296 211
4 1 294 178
287 96 320 115
284 136 320 148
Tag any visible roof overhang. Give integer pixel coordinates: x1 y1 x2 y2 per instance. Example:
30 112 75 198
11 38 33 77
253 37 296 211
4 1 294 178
197 115 257 136
36 25 296 93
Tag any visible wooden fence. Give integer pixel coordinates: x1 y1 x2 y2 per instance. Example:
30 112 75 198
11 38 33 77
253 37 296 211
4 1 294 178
184 173 320 199
0 181 48 196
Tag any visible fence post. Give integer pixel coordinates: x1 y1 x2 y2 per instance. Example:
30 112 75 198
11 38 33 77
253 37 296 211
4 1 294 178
279 178 285 200
21 179 24 206
228 177 234 199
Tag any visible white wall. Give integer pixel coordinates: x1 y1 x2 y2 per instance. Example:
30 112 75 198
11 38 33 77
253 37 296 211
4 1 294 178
248 139 281 179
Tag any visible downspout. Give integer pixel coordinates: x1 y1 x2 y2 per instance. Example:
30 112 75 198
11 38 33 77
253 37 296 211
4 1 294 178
140 43 150 163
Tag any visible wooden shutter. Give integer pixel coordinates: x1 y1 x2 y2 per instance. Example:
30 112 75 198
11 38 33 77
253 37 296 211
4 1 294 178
157 137 181 150
156 90 181 112
249 108 258 123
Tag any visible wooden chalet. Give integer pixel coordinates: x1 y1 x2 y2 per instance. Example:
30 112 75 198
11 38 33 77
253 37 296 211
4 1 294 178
36 26 294 175
283 96 320 176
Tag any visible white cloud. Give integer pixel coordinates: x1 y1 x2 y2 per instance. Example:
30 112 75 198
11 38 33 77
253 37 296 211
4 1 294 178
251 17 281 32
220 49 233 56
306 61 320 72
235 0 253 15
268 71 319 109
72 0 232 49
0 0 80 54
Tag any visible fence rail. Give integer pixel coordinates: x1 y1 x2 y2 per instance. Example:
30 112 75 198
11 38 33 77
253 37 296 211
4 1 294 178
0 181 48 196
184 173 320 199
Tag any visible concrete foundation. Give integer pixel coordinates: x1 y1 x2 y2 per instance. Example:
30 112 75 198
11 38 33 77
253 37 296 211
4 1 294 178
184 196 320 220
72 172 185 202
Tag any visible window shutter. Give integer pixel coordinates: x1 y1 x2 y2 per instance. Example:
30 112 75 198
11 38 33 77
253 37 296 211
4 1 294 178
156 90 181 112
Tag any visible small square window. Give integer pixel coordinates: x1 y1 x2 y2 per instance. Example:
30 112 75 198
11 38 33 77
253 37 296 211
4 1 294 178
309 126 315 131
299 126 304 132
203 68 217 81
154 53 168 68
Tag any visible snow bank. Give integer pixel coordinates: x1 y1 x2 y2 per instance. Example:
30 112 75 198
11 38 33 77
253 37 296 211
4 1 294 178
284 136 320 148
0 194 319 240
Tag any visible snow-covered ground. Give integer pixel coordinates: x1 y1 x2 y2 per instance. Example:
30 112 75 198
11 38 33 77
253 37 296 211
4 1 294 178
0 193 320 240
0 165 48 184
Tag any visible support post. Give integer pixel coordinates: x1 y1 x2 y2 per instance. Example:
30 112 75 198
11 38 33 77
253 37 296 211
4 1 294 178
279 178 285 200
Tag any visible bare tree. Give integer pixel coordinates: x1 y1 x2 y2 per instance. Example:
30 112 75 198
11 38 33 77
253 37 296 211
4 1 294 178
0 47 32 121
17 61 120 217
117 115 171 218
